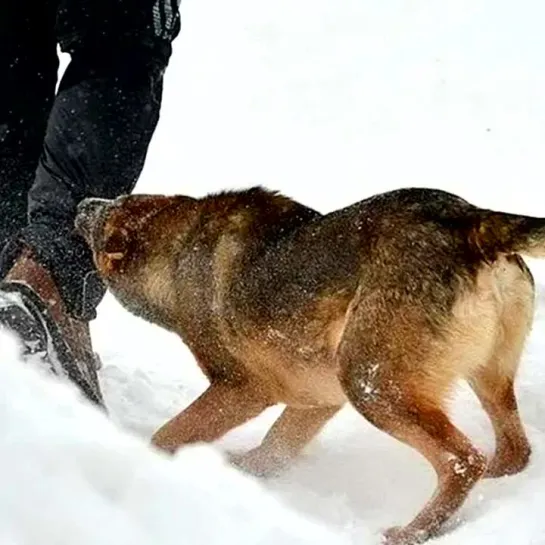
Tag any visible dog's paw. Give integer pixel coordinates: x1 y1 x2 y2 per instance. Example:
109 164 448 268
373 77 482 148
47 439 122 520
382 526 429 545
227 449 287 479
484 444 532 479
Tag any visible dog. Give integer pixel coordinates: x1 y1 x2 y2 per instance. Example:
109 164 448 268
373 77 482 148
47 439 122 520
75 186 541 544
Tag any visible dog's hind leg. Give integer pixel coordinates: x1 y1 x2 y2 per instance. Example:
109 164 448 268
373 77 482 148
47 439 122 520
339 369 486 544
229 404 341 477
150 381 272 454
336 305 488 544
468 257 534 478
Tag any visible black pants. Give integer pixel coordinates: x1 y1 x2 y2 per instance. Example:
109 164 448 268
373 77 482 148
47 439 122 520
0 0 181 319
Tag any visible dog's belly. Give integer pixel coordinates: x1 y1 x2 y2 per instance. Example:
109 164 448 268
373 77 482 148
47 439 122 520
272 365 347 407
218 296 351 407
235 339 347 407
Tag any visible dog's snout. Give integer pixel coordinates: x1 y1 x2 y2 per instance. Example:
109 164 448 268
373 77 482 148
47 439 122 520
75 197 112 238
77 197 110 218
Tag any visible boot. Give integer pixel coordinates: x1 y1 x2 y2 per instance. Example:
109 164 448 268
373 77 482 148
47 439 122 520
0 247 105 409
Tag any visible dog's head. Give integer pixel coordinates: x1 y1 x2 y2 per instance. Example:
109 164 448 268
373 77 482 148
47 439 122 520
75 194 187 279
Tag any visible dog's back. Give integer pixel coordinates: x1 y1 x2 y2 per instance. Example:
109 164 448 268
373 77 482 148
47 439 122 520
235 188 481 323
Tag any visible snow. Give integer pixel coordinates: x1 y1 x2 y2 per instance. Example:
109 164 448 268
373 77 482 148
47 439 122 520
5 0 545 543
0 332 353 545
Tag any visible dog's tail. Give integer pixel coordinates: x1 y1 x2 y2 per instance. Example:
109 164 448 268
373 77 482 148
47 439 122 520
468 210 545 260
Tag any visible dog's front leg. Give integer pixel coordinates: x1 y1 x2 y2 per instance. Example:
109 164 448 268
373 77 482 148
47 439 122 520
150 382 271 454
229 404 341 477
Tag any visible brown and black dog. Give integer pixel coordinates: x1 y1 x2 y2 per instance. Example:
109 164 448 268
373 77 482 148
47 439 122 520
75 186 543 544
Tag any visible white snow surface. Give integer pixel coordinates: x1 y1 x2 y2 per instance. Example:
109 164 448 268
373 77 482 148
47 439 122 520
0 333 353 545
4 0 545 543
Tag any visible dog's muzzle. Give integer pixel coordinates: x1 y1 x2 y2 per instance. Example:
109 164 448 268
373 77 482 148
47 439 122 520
75 197 114 240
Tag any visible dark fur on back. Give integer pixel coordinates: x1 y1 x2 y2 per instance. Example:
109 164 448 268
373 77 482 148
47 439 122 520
233 187 484 331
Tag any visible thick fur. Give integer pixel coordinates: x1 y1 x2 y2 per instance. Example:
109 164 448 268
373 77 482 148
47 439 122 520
75 187 541 545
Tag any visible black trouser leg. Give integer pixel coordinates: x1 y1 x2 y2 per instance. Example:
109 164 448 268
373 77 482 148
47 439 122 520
22 48 167 319
0 0 181 320
0 0 59 245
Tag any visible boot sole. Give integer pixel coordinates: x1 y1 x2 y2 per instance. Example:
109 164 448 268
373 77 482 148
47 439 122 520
0 282 105 409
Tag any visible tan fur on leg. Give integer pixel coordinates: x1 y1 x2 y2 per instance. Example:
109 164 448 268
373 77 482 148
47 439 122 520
151 382 272 453
469 256 534 477
231 405 341 476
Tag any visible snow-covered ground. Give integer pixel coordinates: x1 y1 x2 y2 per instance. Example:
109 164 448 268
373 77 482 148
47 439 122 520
3 0 545 543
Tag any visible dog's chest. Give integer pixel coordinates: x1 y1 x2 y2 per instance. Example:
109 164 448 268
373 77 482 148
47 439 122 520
107 270 180 332
248 338 347 406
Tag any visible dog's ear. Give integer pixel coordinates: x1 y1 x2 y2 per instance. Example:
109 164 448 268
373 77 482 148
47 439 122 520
98 227 131 274
103 227 129 258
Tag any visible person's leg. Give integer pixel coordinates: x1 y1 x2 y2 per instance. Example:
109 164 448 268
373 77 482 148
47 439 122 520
0 0 59 245
0 0 181 407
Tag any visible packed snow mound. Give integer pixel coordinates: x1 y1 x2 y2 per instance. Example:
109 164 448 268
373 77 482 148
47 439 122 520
0 331 350 545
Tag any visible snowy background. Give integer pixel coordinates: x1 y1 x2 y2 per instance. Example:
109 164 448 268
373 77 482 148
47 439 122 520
3 0 545 543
